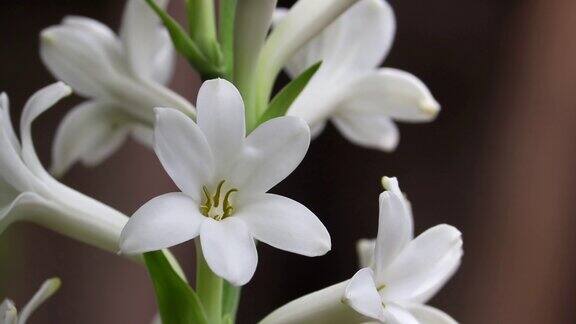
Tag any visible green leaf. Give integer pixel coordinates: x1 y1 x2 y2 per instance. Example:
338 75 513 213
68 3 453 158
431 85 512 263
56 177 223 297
218 0 237 80
144 251 208 324
221 281 241 323
145 0 222 78
255 62 322 130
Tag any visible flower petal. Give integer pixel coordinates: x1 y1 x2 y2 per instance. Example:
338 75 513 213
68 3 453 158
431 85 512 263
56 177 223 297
372 178 414 285
153 108 214 201
0 94 36 192
343 267 385 322
341 68 440 122
332 112 399 151
196 79 246 174
385 304 419 324
405 304 458 324
382 225 462 301
20 82 72 182
284 0 395 77
120 0 174 82
236 193 330 257
229 116 310 194
18 277 61 324
119 193 204 254
0 299 17 324
40 19 122 99
51 101 134 176
200 217 257 286
356 238 375 269
410 242 463 304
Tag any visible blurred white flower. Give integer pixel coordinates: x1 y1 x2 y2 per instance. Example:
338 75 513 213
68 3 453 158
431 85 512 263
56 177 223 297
40 0 195 176
120 79 330 286
0 278 60 324
260 177 461 324
278 0 440 151
0 83 129 253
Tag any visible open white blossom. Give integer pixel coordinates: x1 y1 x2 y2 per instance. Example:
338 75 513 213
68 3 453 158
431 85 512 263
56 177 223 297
343 177 461 323
0 278 60 324
0 83 129 254
277 0 440 151
120 79 331 286
261 177 461 324
40 0 195 176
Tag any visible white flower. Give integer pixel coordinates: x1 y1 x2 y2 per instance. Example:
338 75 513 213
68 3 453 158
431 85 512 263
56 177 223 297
0 278 60 324
260 177 461 324
40 0 195 176
343 177 461 323
120 79 331 286
278 0 440 151
0 83 129 253
245 0 361 125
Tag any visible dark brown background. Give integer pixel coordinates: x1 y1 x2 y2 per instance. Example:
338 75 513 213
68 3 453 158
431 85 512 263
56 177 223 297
2 0 576 323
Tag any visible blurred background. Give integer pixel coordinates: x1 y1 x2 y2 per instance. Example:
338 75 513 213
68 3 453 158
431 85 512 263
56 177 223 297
2 0 576 323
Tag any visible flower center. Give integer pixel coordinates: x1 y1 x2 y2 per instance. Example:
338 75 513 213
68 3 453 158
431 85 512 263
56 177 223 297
200 180 238 221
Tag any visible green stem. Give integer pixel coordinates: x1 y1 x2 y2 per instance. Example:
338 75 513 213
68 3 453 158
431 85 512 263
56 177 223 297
196 239 223 324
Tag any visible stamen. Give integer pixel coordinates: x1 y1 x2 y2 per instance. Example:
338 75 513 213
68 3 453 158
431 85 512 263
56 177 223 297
200 186 212 215
222 188 238 218
213 180 225 207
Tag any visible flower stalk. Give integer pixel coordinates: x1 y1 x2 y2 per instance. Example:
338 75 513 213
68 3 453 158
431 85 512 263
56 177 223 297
196 239 224 324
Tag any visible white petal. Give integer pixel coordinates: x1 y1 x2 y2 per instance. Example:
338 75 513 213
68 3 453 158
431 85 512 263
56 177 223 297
51 101 133 176
410 243 463 304
40 20 122 99
18 277 61 324
356 239 375 269
200 217 257 286
20 82 72 181
120 193 203 254
382 225 462 301
343 268 385 322
260 281 372 324
284 0 395 77
120 0 174 81
341 68 440 122
256 0 360 102
0 299 17 324
236 193 330 257
385 304 419 324
372 184 414 285
153 108 214 201
0 94 36 192
229 116 310 194
196 79 246 174
332 113 399 151
406 304 458 324
0 94 20 152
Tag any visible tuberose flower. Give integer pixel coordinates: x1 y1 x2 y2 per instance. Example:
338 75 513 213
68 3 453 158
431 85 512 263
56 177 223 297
120 79 331 286
40 0 195 176
277 0 440 151
343 177 461 323
0 278 60 324
0 83 129 254
260 177 462 324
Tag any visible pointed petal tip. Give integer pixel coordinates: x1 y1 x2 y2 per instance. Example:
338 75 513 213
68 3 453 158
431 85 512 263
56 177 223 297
381 176 398 190
419 98 441 119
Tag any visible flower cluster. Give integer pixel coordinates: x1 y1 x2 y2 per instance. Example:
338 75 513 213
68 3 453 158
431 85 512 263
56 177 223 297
0 0 464 323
